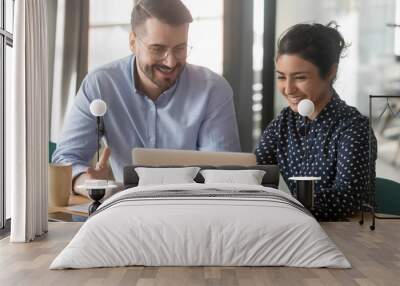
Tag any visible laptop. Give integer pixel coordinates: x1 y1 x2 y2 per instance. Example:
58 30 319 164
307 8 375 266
132 148 257 166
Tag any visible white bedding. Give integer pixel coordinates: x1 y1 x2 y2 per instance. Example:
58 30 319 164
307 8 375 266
50 183 351 269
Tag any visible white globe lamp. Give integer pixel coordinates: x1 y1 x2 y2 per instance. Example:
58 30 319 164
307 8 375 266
89 99 107 163
298 99 315 117
90 99 107 117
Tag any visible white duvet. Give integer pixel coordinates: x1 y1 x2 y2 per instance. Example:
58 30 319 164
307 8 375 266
50 183 351 269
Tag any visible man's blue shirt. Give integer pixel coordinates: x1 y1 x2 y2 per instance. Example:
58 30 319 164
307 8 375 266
52 55 241 182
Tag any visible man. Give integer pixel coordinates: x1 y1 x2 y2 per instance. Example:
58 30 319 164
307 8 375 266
52 0 240 192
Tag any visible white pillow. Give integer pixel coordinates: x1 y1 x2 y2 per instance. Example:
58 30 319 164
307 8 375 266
200 169 266 185
135 167 201 186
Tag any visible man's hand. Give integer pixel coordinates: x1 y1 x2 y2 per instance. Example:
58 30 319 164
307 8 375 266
87 147 111 179
73 147 111 196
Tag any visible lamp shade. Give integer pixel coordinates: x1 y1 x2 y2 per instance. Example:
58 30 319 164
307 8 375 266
298 99 315 117
90 99 107 117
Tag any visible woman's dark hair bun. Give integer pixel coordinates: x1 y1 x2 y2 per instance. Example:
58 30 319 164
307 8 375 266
277 21 349 79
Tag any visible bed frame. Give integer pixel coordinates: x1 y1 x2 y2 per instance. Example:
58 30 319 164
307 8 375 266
125 148 280 189
123 165 280 189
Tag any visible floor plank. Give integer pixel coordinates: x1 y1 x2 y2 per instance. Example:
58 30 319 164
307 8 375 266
1 221 400 286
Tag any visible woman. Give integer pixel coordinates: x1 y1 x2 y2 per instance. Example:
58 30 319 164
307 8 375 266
255 22 377 221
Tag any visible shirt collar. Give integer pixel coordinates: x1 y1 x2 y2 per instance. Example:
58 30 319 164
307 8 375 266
292 90 341 128
314 90 341 123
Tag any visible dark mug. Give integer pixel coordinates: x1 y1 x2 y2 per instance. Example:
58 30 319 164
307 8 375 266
88 188 106 215
289 176 321 210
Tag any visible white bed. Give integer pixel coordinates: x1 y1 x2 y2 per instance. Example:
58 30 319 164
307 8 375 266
50 183 350 269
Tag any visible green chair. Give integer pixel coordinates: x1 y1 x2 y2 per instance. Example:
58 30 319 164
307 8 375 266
375 177 400 216
49 141 57 163
359 177 400 230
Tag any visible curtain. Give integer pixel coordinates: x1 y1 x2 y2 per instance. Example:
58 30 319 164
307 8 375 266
50 0 89 143
8 0 49 242
395 0 400 58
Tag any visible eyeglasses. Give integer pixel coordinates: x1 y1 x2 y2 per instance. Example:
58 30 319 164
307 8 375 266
136 36 192 61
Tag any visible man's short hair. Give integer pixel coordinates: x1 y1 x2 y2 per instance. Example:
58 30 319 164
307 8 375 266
131 0 193 33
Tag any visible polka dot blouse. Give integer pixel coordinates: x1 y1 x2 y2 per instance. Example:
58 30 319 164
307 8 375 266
255 92 377 221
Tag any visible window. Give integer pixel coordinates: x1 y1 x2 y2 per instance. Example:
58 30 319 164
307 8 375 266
88 0 132 70
88 0 223 74
252 0 264 144
0 0 14 230
181 0 223 74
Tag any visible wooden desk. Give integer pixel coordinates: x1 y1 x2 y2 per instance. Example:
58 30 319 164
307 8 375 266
48 194 90 217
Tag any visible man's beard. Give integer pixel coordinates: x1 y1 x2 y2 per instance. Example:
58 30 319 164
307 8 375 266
138 60 183 91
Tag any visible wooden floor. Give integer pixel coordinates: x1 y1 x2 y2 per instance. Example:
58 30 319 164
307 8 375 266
1 220 399 286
